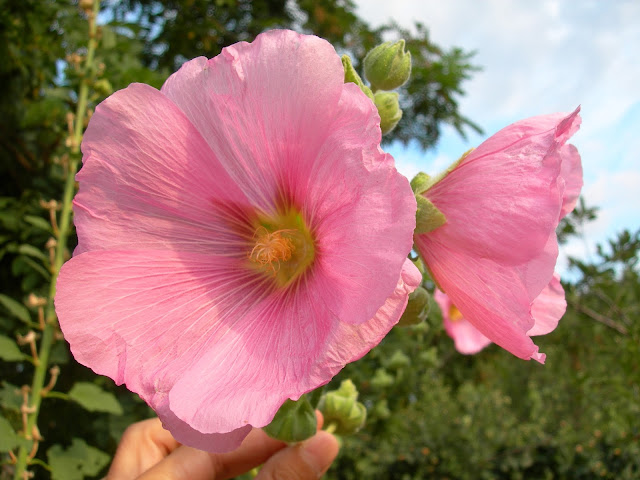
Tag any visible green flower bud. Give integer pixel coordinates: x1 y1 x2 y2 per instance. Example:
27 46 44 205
370 367 394 389
419 346 439 367
373 399 391 419
93 78 113 96
398 286 430 326
374 91 402 135
263 396 317 443
364 40 412 91
341 55 374 101
386 349 411 370
318 380 366 435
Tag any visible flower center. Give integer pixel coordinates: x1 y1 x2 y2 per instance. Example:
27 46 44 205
248 208 315 288
448 305 464 323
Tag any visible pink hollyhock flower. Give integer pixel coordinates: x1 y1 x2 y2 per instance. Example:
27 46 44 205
55 30 420 452
415 109 582 363
434 289 492 355
434 273 566 355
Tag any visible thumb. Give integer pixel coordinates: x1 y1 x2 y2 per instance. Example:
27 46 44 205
256 431 339 479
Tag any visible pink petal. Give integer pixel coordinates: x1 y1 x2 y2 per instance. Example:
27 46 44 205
418 240 547 362
425 108 581 266
434 289 492 355
160 30 345 211
314 259 422 373
56 250 262 400
75 83 252 255
166 260 421 435
528 273 566 336
559 144 583 219
156 408 252 453
300 83 417 324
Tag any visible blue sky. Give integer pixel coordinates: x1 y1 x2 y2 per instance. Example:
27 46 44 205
355 0 640 274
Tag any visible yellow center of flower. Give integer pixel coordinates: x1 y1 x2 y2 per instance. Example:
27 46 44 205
248 208 315 288
448 305 464 323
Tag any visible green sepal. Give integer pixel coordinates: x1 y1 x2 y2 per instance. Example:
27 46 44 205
410 172 432 194
318 380 366 435
374 91 402 135
263 396 317 443
415 195 446 234
397 286 430 326
341 55 374 101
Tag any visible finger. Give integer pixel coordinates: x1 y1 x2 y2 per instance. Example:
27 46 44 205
135 410 325 480
106 417 180 480
256 430 339 480
136 426 287 480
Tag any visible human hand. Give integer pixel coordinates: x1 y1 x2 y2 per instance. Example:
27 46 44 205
105 413 339 479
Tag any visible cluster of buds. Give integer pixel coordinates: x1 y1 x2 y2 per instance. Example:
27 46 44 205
343 40 412 135
318 380 367 435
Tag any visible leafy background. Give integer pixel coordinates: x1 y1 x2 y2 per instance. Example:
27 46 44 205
0 1 638 478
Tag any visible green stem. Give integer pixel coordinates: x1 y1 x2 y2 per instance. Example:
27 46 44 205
13 2 100 478
324 422 338 434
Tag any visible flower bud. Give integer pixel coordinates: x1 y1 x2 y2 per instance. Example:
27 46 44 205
318 380 366 435
373 399 391 419
263 396 317 443
364 40 412 91
370 367 394 389
341 55 374 101
386 349 411 370
374 91 402 135
397 286 430 326
94 79 113 97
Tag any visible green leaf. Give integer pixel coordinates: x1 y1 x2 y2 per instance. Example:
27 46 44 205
19 255 51 280
0 416 19 452
17 244 48 262
24 214 52 232
0 382 22 411
0 294 30 324
0 335 25 362
68 383 123 415
47 438 110 480
49 340 70 365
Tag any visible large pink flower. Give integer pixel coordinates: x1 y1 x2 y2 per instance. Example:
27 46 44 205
415 110 582 363
434 273 566 355
55 30 420 452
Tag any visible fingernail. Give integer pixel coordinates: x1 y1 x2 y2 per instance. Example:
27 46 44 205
300 431 338 477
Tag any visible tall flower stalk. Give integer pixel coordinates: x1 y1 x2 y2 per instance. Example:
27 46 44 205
12 1 100 478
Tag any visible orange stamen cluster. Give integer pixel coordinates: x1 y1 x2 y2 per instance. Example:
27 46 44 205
449 305 464 323
249 227 295 274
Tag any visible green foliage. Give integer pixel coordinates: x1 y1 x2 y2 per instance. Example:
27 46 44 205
68 383 124 416
0 417 20 453
0 295 31 325
0 336 25 362
47 439 110 480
